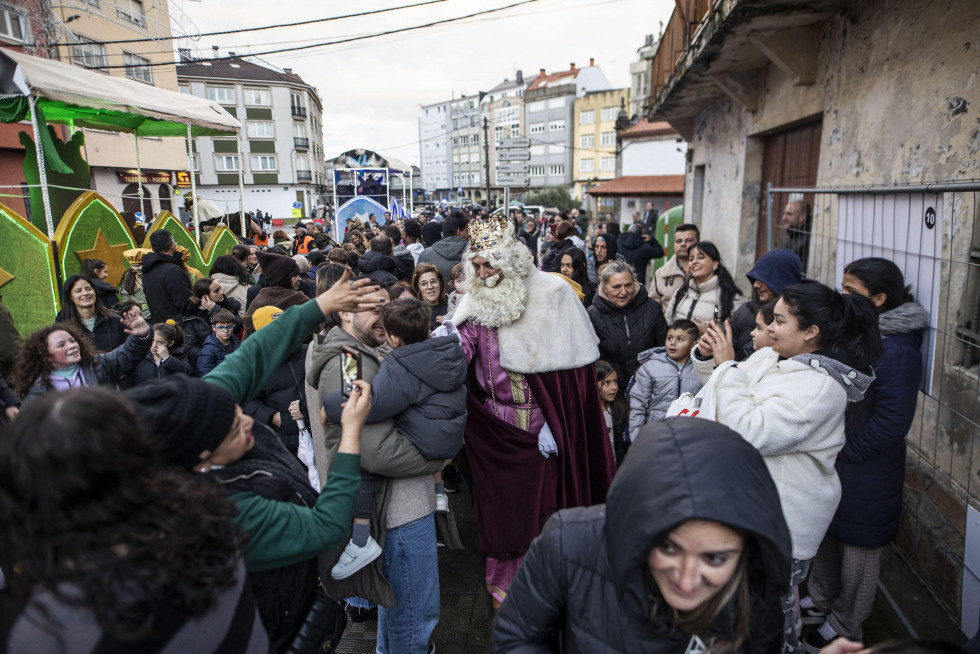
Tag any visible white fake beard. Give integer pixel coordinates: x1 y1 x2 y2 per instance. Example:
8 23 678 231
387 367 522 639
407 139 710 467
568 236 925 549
466 272 527 328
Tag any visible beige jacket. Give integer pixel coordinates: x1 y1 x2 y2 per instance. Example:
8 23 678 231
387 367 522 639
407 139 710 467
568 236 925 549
649 255 687 313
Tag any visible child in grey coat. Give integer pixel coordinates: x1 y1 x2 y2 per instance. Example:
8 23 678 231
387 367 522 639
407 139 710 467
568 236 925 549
628 319 702 439
322 297 467 579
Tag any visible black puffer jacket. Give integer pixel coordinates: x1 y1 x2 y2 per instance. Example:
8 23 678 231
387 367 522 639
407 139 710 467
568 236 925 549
587 287 667 386
130 347 194 384
494 418 792 654
244 344 309 455
357 250 399 288
141 251 194 323
56 311 128 354
541 238 577 273
829 302 927 547
89 277 121 310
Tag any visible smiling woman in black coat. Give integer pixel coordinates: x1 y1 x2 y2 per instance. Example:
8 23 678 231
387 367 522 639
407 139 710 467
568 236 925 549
587 260 667 388
494 418 792 654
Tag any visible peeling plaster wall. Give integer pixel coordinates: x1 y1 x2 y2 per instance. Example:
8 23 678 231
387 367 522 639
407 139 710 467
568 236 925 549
819 0 980 186
687 98 760 280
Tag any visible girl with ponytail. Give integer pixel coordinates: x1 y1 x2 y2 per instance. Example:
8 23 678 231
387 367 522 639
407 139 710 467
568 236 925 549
801 259 927 648
689 279 882 653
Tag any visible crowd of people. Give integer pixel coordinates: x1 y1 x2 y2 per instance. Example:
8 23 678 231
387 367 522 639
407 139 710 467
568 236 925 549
0 202 944 654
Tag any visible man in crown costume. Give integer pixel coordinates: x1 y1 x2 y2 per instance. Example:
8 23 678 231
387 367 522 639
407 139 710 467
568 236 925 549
447 215 615 608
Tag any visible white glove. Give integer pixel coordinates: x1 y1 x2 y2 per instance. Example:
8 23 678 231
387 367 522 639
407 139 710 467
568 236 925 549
431 321 459 339
538 422 558 458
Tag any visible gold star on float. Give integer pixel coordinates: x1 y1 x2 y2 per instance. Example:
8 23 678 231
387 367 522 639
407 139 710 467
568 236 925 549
0 267 12 290
75 229 130 286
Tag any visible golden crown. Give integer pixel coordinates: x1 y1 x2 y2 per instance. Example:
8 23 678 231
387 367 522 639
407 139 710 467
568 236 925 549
467 215 511 254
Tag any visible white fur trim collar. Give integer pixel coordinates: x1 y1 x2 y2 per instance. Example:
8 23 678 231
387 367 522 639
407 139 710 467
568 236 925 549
453 268 600 374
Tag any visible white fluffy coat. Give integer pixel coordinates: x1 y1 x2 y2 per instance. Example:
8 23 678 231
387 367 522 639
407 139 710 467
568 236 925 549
692 347 847 560
452 267 599 375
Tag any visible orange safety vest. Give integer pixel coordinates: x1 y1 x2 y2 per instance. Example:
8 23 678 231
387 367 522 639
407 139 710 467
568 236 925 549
253 232 269 247
293 234 314 255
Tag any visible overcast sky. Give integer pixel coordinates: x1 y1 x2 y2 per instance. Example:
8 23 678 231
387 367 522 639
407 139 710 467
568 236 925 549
174 0 675 166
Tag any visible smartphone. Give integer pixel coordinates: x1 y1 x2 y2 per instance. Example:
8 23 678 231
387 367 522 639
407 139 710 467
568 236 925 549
340 346 362 399
712 305 720 321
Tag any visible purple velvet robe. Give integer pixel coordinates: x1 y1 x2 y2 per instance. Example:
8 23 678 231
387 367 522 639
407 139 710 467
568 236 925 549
458 320 616 578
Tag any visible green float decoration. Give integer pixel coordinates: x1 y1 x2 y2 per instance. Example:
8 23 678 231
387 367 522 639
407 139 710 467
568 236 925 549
143 211 239 274
19 125 91 233
0 202 60 333
55 191 136 286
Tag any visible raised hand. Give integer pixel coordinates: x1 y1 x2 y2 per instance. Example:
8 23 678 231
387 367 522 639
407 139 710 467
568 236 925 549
120 304 150 338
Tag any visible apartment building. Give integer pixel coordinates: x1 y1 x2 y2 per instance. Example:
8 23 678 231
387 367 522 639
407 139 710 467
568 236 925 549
448 91 483 204
418 100 452 201
572 88 629 202
524 60 611 191
177 56 326 220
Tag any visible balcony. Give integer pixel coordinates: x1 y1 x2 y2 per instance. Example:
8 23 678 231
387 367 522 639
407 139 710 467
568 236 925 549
291 106 307 118
293 137 309 149
297 170 312 181
646 0 843 138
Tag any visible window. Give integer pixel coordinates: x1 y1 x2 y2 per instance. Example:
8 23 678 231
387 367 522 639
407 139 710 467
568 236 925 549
579 158 594 172
580 133 594 148
600 157 615 172
580 109 595 125
529 145 545 156
244 88 271 106
600 131 616 147
293 124 306 139
215 155 239 172
295 155 309 170
188 154 200 172
549 164 565 176
207 86 236 105
251 155 277 171
70 36 107 69
527 100 545 113
470 134 479 145
548 120 565 132
529 166 545 176
116 0 144 26
122 52 152 84
178 85 190 94
547 98 564 109
600 106 618 122
529 123 545 134
0 9 26 42
511 128 520 137
247 122 274 139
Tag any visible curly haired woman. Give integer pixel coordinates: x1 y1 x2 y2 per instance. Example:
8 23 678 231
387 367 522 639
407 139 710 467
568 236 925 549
0 387 269 651
14 305 152 407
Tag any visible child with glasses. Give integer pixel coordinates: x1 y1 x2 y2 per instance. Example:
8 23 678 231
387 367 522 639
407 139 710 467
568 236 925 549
196 308 239 376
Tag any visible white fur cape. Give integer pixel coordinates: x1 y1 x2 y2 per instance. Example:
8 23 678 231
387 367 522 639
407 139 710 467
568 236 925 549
452 267 600 374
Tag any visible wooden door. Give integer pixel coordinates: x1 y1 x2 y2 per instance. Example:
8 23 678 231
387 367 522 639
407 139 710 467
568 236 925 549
757 121 822 257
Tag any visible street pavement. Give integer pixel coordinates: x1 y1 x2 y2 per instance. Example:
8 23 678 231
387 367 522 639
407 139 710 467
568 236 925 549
337 486 965 653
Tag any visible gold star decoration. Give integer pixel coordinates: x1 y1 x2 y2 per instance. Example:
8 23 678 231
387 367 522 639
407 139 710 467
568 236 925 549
75 229 131 286
0 267 12 290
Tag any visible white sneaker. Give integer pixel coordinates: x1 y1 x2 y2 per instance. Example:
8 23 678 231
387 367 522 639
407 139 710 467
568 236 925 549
330 536 382 580
435 493 449 513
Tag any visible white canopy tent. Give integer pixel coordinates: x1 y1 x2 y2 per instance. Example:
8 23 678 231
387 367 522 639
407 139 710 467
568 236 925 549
0 48 243 242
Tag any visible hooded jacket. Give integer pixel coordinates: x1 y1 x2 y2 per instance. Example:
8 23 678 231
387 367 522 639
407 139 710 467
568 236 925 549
829 302 927 547
587 233 622 284
493 418 791 654
587 287 668 387
693 348 873 560
730 250 804 359
243 344 309 455
417 235 468 283
541 238 577 274
650 254 686 313
323 335 466 460
89 277 121 310
306 326 442 607
141 250 194 323
628 346 702 438
211 272 250 310
357 249 399 288
617 232 664 283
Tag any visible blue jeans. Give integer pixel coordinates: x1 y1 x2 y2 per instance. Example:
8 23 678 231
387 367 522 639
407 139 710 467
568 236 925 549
376 513 439 654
